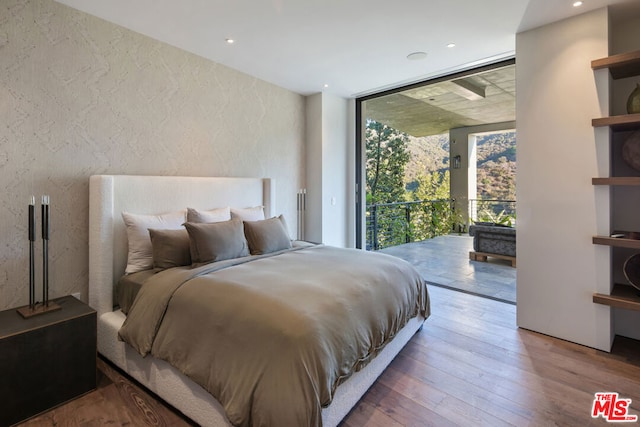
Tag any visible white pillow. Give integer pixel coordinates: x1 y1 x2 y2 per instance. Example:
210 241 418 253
122 210 186 274
231 206 265 221
186 206 231 223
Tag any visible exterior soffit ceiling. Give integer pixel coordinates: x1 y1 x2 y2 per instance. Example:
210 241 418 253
364 64 516 137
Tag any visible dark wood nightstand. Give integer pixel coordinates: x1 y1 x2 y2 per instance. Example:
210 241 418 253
0 295 97 426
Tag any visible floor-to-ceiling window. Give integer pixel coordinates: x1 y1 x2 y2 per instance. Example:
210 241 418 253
356 60 516 250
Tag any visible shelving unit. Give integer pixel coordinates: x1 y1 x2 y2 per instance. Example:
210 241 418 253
593 236 640 250
591 49 640 310
591 50 640 79
592 177 640 185
592 113 640 130
593 284 640 311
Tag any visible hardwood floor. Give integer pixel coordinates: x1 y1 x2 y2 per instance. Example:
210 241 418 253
19 286 640 426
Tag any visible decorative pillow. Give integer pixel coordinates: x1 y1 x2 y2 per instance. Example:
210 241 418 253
122 210 186 274
185 220 249 264
186 206 231 223
244 215 292 255
231 206 265 221
148 228 191 269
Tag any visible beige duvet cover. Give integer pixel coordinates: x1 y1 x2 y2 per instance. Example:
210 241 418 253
119 244 429 427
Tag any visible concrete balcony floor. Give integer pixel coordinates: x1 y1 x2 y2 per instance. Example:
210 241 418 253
379 234 516 304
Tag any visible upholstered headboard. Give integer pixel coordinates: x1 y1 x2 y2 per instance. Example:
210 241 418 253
88 175 274 316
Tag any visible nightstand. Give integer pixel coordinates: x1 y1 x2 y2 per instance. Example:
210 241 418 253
0 295 97 426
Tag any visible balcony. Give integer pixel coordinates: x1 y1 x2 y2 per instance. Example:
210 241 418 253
367 198 516 304
366 199 453 251
366 198 516 250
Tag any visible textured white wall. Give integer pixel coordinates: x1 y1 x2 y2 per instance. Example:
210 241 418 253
0 0 305 310
516 8 612 351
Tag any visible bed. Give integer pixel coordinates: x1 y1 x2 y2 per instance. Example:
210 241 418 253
88 175 429 427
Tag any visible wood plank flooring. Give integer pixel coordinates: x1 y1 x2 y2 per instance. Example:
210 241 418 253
19 285 640 426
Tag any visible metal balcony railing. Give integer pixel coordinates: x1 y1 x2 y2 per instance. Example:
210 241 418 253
468 199 516 226
366 198 516 250
365 199 454 250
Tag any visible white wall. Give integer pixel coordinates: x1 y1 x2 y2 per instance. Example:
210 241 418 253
516 8 612 351
305 93 352 247
305 95 323 243
322 94 350 246
346 99 357 248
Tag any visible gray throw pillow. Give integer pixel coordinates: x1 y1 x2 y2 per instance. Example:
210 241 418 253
148 228 192 269
185 220 249 264
244 215 292 255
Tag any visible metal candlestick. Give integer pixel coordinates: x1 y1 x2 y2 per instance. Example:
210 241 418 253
29 196 35 309
42 195 49 307
17 194 60 318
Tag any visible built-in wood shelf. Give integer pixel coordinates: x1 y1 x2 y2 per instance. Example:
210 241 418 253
592 113 640 130
590 50 640 314
591 50 640 79
593 235 640 249
592 177 640 185
593 284 640 311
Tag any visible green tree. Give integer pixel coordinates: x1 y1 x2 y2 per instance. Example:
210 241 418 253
365 120 411 249
408 170 453 240
412 170 450 201
365 120 410 204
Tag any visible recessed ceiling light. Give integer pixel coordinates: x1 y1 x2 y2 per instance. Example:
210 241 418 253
573 1 583 7
323 84 329 89
447 43 456 48
407 51 427 61
225 38 235 44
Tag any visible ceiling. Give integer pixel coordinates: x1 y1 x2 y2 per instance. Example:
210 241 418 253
53 0 634 99
365 63 516 136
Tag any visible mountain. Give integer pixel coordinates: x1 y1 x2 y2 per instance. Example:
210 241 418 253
404 134 449 190
475 132 516 200
405 131 516 200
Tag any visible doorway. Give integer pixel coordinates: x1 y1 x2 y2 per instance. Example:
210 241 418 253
356 59 515 247
355 60 517 304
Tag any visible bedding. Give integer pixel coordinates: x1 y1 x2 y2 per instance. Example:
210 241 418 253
122 209 187 273
187 206 231 223
119 244 429 427
116 269 156 314
149 228 192 269
231 206 265 221
243 215 292 254
185 219 250 264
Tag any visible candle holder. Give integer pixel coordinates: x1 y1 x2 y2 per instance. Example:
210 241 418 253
29 196 35 308
42 195 49 307
17 194 60 318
